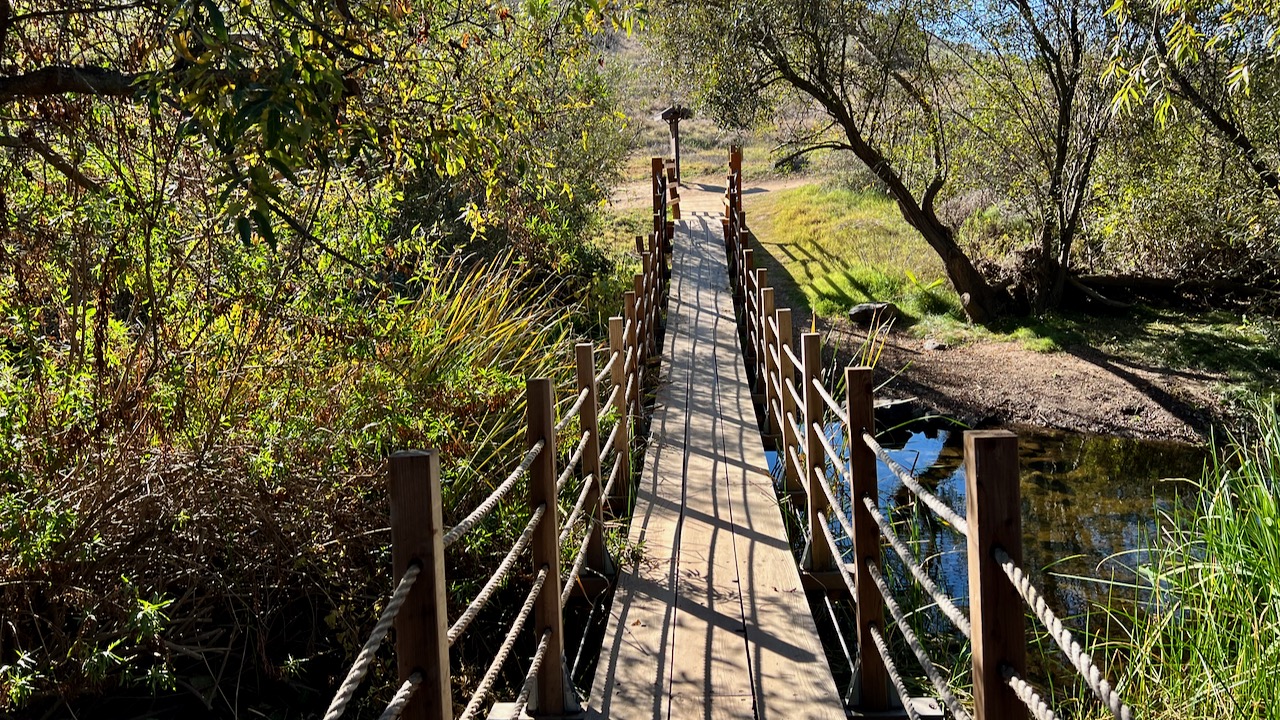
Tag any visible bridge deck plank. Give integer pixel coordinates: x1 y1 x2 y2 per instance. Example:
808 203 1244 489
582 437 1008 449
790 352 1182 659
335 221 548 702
588 193 844 719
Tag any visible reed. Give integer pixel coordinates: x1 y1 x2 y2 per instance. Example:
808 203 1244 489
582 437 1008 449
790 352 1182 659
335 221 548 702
1106 399 1280 718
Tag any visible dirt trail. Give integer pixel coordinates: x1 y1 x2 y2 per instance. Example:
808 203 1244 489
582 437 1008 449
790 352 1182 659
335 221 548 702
609 174 813 211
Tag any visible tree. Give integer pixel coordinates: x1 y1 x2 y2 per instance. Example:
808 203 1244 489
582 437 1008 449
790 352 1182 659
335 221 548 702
944 0 1113 309
653 0 1116 319
1109 0 1280 204
652 0 1008 321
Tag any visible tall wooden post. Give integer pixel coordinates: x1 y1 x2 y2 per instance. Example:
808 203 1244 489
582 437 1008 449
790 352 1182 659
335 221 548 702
526 379 576 715
608 317 631 509
389 451 451 720
633 270 647 366
755 268 769 395
845 368 889 710
802 332 832 571
778 309 801 493
965 430 1026 720
575 343 610 576
624 291 639 417
761 287 778 439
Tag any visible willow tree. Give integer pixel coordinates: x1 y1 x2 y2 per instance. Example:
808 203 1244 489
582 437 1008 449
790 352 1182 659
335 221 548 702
652 0 1117 319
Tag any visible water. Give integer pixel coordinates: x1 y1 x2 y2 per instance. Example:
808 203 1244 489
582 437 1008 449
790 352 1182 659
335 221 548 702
768 424 1209 636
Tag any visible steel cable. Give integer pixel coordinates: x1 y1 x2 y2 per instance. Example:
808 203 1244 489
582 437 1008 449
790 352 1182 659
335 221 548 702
322 563 422 720
555 431 592 494
862 432 969 538
1005 666 1060 720
443 439 545 549
457 566 550 720
555 388 591 433
376 672 422 720
861 496 971 639
866 564 973 720
994 547 1133 720
448 504 546 645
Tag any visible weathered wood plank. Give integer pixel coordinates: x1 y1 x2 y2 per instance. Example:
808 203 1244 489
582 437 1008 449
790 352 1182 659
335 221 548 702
589 194 843 719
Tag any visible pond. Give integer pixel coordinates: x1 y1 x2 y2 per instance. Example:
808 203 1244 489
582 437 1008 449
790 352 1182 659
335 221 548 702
768 424 1209 641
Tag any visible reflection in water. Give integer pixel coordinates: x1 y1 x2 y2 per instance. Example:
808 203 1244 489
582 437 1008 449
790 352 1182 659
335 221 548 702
768 425 1208 644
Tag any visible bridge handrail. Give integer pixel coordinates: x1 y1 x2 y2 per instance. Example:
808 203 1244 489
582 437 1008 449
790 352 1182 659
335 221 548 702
321 157 674 720
722 144 1133 720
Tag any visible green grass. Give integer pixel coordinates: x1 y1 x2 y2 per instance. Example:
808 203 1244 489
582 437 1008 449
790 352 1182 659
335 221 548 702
1097 399 1280 718
746 183 1280 396
747 183 965 323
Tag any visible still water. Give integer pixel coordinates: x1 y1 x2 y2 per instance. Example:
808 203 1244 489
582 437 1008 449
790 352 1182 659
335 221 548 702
769 424 1209 635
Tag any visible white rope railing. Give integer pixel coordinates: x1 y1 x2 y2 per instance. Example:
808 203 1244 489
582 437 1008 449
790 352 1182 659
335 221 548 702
811 376 851 427
559 474 596 545
555 430 592 494
510 628 554 720
600 423 621 463
994 547 1133 720
555 387 591 433
595 350 619 387
600 456 624 500
867 564 973 720
448 504 546 645
813 420 852 487
560 521 595 606
443 439 545 548
1005 667 1060 720
869 625 924 720
322 563 422 720
376 672 422 720
457 566 549 720
861 496 971 639
862 431 969 538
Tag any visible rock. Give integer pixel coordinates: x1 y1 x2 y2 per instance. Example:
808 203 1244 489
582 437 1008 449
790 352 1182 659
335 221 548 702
848 302 898 325
922 338 948 351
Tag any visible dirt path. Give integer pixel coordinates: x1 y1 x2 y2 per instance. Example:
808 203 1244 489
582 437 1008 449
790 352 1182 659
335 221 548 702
845 327 1220 444
609 174 814 211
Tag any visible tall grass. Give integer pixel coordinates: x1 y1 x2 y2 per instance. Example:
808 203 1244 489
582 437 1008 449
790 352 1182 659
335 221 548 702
0 255 578 712
1110 399 1280 718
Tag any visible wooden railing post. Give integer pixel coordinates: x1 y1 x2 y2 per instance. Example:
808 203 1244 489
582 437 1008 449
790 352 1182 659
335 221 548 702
608 317 631 509
575 343 610 576
755 268 769 396
633 269 647 365
965 430 1026 720
845 369 889 710
761 287 778 439
526 379 576 715
624 291 639 417
802 332 832 571
777 308 802 493
389 451 451 720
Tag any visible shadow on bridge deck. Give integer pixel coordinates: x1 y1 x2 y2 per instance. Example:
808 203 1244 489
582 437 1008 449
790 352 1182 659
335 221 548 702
587 194 845 720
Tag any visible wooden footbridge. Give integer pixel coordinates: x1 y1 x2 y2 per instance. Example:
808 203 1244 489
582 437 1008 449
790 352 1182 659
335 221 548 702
322 152 1137 720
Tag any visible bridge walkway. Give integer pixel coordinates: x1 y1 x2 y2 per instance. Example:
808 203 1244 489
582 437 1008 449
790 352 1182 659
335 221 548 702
588 187 845 719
